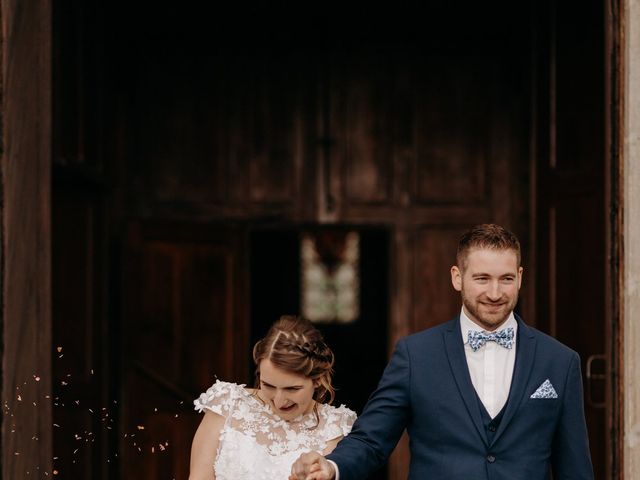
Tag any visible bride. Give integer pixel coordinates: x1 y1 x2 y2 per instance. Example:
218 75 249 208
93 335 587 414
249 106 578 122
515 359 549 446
189 316 356 480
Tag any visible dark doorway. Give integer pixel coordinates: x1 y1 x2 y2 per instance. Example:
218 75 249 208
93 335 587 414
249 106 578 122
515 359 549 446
250 227 389 412
251 226 389 478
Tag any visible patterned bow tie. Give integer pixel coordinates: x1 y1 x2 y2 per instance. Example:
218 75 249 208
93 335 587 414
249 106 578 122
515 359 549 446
468 327 515 352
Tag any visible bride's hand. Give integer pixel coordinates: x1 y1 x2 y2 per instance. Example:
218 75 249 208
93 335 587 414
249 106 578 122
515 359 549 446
290 451 335 480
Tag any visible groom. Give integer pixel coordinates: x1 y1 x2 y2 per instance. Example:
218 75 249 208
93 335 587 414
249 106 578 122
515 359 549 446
291 224 593 480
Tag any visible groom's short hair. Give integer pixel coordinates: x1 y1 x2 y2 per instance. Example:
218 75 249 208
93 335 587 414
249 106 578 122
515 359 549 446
457 224 521 271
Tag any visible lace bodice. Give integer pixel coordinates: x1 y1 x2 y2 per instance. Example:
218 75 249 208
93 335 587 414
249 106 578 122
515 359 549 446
194 380 357 480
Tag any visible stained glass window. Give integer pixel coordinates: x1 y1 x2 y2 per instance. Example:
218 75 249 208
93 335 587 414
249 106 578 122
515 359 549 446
300 231 360 324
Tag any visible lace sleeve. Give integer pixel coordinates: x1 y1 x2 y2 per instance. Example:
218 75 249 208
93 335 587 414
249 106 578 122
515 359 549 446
193 380 239 417
321 404 358 440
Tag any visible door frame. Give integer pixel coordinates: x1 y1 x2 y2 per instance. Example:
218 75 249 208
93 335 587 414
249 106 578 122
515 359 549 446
605 0 624 477
0 1 53 479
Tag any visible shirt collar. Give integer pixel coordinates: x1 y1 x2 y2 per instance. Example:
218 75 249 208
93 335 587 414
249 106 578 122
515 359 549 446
460 307 518 345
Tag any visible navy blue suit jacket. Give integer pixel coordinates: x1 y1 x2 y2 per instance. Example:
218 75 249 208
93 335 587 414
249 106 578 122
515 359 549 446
327 315 593 479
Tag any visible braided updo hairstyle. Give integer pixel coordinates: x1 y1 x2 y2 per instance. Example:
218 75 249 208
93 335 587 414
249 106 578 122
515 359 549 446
252 315 335 404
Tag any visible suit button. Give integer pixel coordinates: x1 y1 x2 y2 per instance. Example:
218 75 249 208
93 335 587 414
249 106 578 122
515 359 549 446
487 455 496 463
488 424 497 432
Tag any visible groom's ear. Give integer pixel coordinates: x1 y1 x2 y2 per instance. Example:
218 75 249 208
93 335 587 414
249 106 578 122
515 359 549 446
451 265 463 292
517 266 524 289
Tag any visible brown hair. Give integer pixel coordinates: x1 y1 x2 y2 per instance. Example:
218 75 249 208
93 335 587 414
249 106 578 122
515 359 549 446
457 224 521 271
252 315 335 404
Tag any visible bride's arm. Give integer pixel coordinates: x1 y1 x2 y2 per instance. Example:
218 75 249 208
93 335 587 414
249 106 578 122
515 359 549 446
322 436 344 455
189 411 225 480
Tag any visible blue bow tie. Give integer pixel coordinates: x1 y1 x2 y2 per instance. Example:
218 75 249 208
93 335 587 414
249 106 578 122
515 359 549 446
468 327 515 352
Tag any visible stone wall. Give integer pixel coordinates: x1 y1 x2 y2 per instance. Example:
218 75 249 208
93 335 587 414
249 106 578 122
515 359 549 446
624 0 640 477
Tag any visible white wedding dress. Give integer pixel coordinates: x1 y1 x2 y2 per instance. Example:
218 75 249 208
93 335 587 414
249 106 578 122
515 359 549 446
194 381 357 480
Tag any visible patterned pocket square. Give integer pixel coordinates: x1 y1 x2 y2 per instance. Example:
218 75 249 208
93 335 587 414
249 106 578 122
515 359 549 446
530 379 558 399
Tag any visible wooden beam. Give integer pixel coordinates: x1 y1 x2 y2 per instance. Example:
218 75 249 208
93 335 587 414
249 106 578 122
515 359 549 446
1 0 53 478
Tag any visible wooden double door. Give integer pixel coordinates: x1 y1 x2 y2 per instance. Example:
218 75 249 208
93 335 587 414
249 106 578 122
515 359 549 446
46 1 617 479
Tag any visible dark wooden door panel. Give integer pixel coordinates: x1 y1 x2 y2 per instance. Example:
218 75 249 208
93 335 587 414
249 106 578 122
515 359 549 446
52 187 110 480
330 54 494 210
412 61 490 205
332 53 395 206
534 0 607 476
413 227 468 332
131 51 311 211
122 223 247 480
538 191 606 477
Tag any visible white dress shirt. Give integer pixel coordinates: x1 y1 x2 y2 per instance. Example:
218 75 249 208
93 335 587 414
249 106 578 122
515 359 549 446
460 307 517 418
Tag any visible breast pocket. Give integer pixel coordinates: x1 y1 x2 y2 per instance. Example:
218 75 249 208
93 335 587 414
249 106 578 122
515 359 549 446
518 395 561 443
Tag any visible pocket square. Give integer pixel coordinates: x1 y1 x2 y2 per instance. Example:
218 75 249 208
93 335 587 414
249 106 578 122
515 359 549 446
530 379 558 399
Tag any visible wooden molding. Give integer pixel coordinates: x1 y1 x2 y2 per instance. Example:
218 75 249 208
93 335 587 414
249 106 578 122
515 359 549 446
1 0 53 477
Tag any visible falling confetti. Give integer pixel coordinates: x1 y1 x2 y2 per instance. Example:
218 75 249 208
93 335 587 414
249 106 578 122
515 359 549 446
6 346 183 477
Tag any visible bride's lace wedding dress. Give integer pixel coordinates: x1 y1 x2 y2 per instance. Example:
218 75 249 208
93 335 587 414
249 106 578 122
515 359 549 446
194 381 357 480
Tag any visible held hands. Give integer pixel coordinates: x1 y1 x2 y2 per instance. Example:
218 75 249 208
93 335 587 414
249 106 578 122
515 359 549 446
289 451 336 480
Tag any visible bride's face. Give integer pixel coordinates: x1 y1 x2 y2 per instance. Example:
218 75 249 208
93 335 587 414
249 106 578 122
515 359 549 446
257 359 316 421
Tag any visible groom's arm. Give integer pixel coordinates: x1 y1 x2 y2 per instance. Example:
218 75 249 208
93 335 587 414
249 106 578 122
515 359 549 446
550 352 594 479
326 338 412 480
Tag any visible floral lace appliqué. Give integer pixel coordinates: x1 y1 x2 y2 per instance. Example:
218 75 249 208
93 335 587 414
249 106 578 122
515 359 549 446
194 380 357 480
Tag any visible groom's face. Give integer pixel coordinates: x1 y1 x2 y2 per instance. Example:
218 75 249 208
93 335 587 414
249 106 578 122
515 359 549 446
450 247 523 331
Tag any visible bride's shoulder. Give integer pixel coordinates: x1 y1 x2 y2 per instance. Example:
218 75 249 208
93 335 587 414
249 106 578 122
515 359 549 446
317 403 357 434
321 403 357 419
202 379 247 395
194 380 251 414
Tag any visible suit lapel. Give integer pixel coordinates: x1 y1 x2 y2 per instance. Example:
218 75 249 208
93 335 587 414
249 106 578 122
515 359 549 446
443 317 488 447
490 315 537 446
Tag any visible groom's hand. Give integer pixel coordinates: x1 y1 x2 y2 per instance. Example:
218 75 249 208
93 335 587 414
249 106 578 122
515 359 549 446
290 451 336 480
